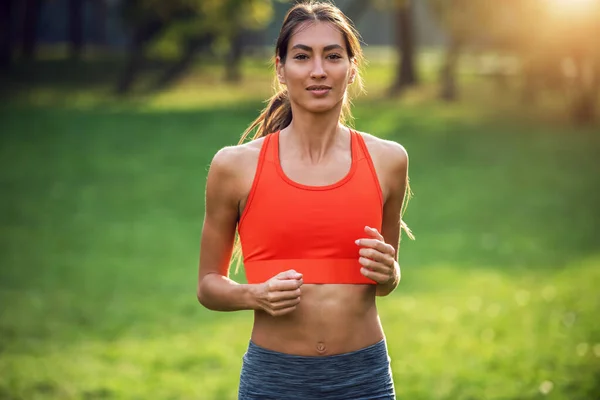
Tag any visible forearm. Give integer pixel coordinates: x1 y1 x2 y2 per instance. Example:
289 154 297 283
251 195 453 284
376 261 401 297
197 273 258 311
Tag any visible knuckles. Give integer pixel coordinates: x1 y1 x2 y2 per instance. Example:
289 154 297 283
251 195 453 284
367 248 380 259
359 243 395 258
387 244 396 256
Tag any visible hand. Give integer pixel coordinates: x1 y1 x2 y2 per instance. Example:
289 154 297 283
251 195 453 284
356 226 398 285
253 270 303 317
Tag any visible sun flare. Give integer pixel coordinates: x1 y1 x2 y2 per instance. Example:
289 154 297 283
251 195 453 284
547 0 596 9
545 0 599 18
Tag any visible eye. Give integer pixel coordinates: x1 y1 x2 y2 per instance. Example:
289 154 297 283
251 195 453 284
293 54 309 60
327 53 343 60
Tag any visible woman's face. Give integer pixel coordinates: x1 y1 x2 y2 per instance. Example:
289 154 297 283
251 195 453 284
277 21 355 114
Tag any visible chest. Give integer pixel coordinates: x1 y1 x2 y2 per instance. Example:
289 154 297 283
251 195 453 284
279 154 352 187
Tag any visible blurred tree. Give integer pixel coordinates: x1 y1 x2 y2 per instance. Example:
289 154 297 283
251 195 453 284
427 0 494 101
91 0 108 46
0 0 13 69
22 0 42 60
389 0 419 95
371 0 419 96
68 0 84 60
116 0 274 94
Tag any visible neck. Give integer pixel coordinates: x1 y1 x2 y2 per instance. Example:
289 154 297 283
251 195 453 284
282 103 347 163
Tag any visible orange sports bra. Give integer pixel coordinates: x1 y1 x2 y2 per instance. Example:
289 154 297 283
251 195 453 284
238 130 383 284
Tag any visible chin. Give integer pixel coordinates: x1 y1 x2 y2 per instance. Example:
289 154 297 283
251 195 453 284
300 98 343 114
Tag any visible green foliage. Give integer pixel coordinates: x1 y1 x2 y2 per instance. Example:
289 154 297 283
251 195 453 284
125 0 275 58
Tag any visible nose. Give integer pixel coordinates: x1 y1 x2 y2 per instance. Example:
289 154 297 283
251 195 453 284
310 59 326 79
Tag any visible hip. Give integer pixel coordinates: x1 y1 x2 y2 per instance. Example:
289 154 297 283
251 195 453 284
238 339 395 400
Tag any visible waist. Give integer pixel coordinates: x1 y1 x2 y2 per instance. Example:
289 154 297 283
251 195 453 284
244 258 376 284
251 284 383 356
246 338 389 363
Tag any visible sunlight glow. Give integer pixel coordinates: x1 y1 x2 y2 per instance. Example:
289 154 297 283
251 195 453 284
546 0 598 14
545 0 599 18
547 0 596 7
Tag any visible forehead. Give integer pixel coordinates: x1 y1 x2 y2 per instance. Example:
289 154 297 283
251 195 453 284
289 21 346 49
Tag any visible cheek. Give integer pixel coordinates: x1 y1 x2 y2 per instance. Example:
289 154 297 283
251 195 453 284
333 64 352 81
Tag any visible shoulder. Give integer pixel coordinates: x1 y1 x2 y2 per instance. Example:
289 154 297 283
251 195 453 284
356 130 408 175
209 136 267 178
206 136 268 205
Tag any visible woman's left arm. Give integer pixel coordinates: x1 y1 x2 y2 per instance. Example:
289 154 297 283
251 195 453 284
357 140 409 296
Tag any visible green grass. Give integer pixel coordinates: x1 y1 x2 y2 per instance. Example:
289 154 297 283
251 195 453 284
1 59 599 399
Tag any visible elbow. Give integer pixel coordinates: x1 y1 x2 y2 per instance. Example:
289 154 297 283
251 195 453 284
196 279 212 309
197 288 215 310
196 289 205 307
197 275 222 311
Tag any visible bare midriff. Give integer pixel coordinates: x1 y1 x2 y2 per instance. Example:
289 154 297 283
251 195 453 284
251 284 384 356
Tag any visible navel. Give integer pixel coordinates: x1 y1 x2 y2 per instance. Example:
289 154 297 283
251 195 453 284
316 341 327 354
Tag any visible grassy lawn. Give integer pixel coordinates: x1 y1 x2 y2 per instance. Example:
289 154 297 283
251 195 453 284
0 58 599 399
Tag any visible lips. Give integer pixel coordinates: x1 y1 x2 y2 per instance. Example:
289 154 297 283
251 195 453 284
306 85 332 91
306 85 332 97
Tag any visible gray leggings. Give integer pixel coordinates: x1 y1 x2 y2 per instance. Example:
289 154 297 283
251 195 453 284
238 340 396 400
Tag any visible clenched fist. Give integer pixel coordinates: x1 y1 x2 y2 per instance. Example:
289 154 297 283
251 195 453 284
253 270 303 317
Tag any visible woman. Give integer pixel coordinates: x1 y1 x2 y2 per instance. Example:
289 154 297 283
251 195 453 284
198 2 412 399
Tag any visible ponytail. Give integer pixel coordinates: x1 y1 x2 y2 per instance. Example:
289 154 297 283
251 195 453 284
238 90 293 144
231 88 293 274
400 182 414 242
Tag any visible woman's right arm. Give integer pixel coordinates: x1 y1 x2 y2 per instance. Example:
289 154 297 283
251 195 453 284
197 147 257 311
197 146 303 314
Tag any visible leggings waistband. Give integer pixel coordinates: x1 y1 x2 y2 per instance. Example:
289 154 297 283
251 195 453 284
239 340 395 400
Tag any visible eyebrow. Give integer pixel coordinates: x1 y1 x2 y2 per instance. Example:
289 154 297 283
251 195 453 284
290 44 345 52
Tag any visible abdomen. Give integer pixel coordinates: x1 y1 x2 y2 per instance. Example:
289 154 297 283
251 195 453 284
251 284 384 356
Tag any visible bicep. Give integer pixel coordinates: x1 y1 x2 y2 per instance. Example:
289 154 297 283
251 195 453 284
198 151 240 281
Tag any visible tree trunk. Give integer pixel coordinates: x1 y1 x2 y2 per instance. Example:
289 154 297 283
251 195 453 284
440 38 460 101
389 0 419 95
92 0 108 46
116 19 165 95
0 0 13 69
22 0 41 60
224 31 243 83
151 33 214 91
68 0 84 60
570 57 597 125
571 90 596 125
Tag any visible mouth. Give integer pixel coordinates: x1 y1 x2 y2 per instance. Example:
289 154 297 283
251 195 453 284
306 85 332 91
306 85 332 96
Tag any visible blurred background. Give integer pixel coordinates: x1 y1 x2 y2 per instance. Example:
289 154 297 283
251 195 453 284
0 0 599 399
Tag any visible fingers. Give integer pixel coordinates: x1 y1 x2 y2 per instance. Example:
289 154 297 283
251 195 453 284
359 247 395 266
356 227 395 282
356 238 395 257
360 267 389 284
266 287 302 302
364 225 384 241
259 270 303 316
269 306 299 317
276 269 303 280
358 256 392 275
268 278 303 292
270 297 301 311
